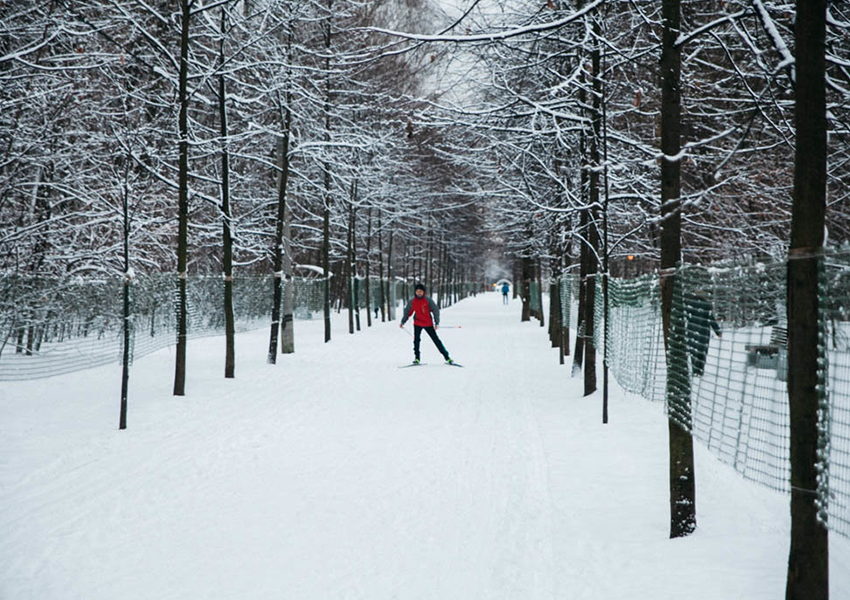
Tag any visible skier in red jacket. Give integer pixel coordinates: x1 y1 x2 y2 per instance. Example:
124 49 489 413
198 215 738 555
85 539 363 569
400 283 453 365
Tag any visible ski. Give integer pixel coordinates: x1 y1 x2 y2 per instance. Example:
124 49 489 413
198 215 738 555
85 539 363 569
398 362 426 368
446 361 464 368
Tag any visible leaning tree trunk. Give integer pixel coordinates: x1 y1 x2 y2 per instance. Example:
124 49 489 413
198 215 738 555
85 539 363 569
785 1 829 598
660 0 696 539
173 0 191 397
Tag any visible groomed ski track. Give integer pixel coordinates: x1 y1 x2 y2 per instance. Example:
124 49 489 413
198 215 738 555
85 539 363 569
1 293 848 599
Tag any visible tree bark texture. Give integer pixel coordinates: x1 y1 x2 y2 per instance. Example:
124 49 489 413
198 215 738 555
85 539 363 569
219 9 235 379
173 0 191 397
785 1 829 597
661 0 696 538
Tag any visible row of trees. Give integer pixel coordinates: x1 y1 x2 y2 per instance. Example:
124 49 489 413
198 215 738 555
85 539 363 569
0 0 490 395
370 2 843 598
2 0 845 596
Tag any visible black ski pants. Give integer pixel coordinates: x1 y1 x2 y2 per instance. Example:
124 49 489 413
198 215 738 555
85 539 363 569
414 325 449 361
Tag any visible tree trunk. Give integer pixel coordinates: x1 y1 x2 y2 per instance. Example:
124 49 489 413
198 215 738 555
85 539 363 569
322 0 332 343
574 42 589 379
550 279 559 348
521 255 532 322
562 238 573 361
268 71 293 362
537 258 545 327
219 8 235 379
353 200 361 332
173 0 190 397
785 1 829 597
347 199 355 334
119 157 131 431
322 202 331 342
365 208 372 327
281 209 295 354
386 228 394 320
661 0 696 539
584 25 602 398
378 217 385 322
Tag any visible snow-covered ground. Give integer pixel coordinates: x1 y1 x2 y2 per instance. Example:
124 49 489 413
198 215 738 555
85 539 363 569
2 292 848 599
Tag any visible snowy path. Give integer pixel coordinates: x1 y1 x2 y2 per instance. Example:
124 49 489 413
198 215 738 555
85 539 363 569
1 293 848 599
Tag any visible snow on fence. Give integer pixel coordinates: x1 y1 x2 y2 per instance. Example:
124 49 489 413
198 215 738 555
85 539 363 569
557 249 850 540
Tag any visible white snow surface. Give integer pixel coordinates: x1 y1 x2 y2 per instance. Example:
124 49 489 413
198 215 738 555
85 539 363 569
2 293 848 600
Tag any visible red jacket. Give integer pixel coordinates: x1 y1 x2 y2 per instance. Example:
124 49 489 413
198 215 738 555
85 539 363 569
401 296 439 327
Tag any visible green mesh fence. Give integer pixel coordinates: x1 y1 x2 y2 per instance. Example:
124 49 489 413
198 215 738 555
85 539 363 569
590 249 850 539
1 274 319 381
557 275 581 332
605 274 666 402
0 274 479 382
824 253 850 536
529 281 543 314
668 263 792 491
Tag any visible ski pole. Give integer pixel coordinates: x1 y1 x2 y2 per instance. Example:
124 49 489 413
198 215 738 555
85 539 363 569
399 325 413 337
438 325 462 329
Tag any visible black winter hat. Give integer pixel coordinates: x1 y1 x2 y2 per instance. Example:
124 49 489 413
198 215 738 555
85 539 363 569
414 283 426 292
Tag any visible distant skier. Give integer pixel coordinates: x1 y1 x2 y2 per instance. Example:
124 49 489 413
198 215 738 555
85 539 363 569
400 283 453 365
501 283 510 305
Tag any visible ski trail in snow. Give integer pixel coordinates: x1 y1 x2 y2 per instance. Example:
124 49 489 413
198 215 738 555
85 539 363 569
0 294 558 599
2 293 849 599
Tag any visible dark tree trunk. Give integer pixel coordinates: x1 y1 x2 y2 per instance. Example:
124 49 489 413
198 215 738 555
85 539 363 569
785 1 829 598
378 217 385 322
173 0 190 397
268 111 292 362
584 25 602 398
322 0 332 343
583 257 597 396
660 0 696 539
573 39 589 379
353 198 361 332
119 156 131 431
281 210 295 354
219 8 235 379
537 258 545 327
269 29 294 360
573 239 586 378
601 14 611 425
521 255 532 322
322 202 331 342
549 279 559 348
386 228 394 320
347 200 355 334
365 208 372 327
